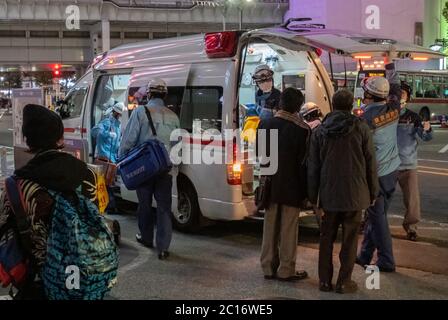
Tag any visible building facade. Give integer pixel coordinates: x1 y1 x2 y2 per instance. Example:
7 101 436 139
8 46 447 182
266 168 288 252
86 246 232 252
285 0 444 70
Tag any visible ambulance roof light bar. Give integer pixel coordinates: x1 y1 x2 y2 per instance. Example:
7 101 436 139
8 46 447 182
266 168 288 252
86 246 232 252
281 17 326 32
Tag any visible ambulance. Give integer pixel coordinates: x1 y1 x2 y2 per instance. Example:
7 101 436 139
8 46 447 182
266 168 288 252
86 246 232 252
14 18 443 231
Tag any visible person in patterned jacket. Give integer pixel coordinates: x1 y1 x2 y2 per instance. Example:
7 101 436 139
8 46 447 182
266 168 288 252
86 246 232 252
0 104 96 299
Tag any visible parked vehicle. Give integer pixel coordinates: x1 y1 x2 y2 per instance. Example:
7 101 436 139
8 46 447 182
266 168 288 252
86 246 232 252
14 19 442 231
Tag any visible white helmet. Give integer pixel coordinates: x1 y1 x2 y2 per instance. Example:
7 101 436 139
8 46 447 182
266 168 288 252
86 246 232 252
252 64 274 84
147 78 168 94
112 102 125 114
361 76 390 99
300 102 321 118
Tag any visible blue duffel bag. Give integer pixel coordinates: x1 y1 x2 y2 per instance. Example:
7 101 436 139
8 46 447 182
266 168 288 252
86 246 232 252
117 107 172 190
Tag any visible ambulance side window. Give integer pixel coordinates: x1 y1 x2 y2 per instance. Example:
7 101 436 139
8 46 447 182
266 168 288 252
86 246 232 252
127 86 223 133
60 86 88 119
92 74 131 128
179 87 223 133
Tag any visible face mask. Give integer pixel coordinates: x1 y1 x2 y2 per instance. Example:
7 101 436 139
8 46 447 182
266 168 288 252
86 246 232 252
400 99 407 107
258 81 273 93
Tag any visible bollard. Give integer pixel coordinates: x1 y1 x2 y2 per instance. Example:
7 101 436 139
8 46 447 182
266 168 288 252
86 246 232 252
0 147 7 175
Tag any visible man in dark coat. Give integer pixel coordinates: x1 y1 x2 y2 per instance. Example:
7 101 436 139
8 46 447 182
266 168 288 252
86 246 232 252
308 90 379 294
257 87 310 282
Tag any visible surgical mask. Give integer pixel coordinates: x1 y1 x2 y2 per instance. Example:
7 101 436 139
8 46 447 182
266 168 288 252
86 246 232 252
258 81 273 93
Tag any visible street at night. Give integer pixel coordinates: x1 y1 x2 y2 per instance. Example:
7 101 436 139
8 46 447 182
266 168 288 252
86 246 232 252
0 0 447 310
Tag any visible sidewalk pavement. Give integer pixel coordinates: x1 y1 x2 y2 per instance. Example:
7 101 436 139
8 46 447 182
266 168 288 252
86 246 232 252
108 216 448 300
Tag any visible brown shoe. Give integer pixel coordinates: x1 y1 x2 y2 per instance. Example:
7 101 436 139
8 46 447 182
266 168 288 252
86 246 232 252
335 280 358 294
277 271 308 282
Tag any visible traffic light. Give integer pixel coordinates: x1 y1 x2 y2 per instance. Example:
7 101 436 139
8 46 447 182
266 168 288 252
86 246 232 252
53 64 60 78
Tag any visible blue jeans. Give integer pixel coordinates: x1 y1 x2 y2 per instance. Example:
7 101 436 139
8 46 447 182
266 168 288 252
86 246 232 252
136 172 173 253
358 170 398 269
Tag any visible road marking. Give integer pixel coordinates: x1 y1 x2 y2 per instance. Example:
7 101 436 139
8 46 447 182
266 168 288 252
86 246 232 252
419 159 448 164
418 170 448 177
390 215 448 228
0 145 13 150
7 128 13 131
418 165 448 172
118 238 151 275
439 144 448 154
0 295 12 300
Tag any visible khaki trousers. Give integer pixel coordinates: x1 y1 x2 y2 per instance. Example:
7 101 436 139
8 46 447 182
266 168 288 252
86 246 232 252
260 203 300 278
398 169 421 232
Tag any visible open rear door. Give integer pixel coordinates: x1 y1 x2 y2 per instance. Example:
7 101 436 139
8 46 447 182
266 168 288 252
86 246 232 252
250 24 445 61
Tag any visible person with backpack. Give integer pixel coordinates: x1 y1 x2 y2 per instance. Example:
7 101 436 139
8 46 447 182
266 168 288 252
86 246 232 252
119 78 180 260
0 104 118 300
91 102 124 215
308 90 378 294
257 87 310 282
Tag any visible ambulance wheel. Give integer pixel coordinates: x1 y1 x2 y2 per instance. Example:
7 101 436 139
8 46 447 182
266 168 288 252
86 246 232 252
173 179 200 232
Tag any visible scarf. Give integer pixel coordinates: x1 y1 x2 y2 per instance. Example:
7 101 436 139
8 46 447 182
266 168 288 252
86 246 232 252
275 110 309 130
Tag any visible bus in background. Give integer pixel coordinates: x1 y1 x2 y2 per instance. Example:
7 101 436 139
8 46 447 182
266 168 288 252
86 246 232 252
354 69 448 124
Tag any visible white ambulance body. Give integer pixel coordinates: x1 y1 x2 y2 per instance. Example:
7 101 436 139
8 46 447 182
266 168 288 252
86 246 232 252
15 21 441 231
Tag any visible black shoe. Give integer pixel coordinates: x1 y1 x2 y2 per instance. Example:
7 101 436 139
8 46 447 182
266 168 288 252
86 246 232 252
278 271 308 282
406 230 418 242
355 258 368 269
335 280 358 294
377 265 396 273
135 234 154 249
264 274 276 280
158 251 170 260
319 282 333 292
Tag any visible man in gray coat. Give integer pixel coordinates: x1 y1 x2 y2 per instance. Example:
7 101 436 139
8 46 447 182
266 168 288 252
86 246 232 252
308 89 379 294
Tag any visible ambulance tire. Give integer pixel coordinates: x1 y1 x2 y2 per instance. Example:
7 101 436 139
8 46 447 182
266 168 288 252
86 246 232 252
173 178 201 233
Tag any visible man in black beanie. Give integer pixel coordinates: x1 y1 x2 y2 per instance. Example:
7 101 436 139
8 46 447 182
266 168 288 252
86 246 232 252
21 104 65 153
0 104 97 299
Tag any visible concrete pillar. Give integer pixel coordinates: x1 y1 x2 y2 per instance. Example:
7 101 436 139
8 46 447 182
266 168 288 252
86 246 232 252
90 31 100 57
102 19 110 52
424 0 441 47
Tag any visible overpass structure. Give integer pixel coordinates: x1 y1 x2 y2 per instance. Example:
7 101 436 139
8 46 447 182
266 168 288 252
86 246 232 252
0 0 288 75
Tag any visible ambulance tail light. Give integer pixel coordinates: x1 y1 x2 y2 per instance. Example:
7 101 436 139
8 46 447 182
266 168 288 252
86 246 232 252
205 32 238 58
227 139 242 185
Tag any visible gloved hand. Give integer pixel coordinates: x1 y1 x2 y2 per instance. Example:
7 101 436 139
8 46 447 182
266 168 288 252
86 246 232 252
109 131 117 139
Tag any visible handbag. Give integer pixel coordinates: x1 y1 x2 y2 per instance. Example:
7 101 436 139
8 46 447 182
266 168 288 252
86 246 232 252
255 175 272 210
117 106 172 190
94 157 117 187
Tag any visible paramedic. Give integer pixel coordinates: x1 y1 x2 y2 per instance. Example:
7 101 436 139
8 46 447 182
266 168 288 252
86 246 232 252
119 79 180 260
